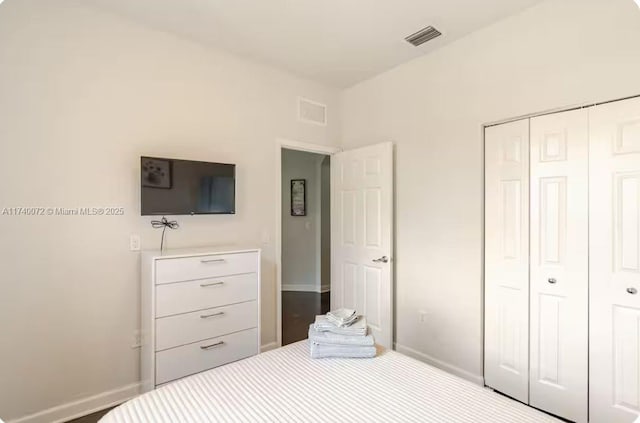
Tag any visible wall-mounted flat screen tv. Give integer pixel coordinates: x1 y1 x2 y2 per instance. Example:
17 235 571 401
141 156 235 215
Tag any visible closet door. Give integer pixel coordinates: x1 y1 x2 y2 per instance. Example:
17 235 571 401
590 97 640 423
484 119 530 403
529 109 588 422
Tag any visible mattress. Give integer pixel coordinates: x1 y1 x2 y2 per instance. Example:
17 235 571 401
102 341 559 422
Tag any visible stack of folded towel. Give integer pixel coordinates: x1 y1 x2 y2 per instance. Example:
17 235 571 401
308 308 376 359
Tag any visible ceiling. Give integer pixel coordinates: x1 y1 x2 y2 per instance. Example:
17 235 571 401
82 0 544 88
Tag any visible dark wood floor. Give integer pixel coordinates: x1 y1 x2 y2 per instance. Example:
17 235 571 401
282 291 330 345
65 406 115 423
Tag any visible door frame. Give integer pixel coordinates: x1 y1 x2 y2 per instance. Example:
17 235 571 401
275 138 341 347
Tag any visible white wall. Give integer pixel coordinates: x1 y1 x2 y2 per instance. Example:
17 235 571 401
281 149 327 292
0 1 339 421
341 0 640 381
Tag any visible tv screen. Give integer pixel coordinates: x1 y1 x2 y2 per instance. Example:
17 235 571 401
141 156 235 215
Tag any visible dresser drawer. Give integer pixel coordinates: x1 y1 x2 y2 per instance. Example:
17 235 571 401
155 252 259 285
155 328 258 385
156 273 257 318
155 301 258 351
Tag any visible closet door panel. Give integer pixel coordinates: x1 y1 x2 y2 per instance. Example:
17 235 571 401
484 119 530 403
590 97 640 423
530 109 588 423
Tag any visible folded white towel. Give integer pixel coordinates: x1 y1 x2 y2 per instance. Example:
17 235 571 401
327 313 357 327
308 325 374 346
310 341 376 359
326 308 357 327
313 315 367 336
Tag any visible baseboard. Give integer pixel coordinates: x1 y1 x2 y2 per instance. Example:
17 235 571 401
8 382 141 423
9 343 279 423
394 343 484 386
260 341 279 352
282 284 322 293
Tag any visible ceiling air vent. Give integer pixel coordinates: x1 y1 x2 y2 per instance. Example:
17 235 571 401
298 97 327 126
405 26 442 47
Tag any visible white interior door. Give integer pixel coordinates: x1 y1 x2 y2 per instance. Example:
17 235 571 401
331 142 393 348
484 119 530 403
589 97 640 423
529 109 589 423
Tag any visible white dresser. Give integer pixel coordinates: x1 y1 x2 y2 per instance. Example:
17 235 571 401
141 247 261 392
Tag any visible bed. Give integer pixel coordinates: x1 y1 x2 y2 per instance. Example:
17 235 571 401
101 341 559 422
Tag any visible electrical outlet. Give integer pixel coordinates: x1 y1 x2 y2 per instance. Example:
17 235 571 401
130 234 141 251
131 330 142 349
418 310 428 323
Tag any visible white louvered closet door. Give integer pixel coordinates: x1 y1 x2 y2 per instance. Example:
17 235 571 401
484 119 530 403
589 97 640 423
529 109 589 423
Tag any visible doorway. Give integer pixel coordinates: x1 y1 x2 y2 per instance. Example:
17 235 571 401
280 148 331 345
275 139 394 349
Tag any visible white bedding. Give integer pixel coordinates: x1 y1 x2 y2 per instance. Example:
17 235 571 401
102 341 559 422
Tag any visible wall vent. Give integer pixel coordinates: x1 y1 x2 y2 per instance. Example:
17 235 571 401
405 26 442 47
298 97 327 126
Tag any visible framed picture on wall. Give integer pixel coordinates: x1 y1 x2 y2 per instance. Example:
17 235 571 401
291 179 306 216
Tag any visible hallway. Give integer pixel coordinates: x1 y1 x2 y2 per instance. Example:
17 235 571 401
282 291 330 346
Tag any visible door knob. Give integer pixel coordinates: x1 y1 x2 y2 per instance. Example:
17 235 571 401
373 256 389 263
627 287 638 295
548 278 557 284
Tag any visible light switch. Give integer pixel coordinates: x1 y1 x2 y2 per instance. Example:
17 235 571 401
130 234 141 251
261 228 270 245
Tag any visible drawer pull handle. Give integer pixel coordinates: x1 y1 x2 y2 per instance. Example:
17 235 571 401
200 312 225 319
201 258 226 264
548 278 557 284
628 287 638 295
200 341 225 350
200 281 224 287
